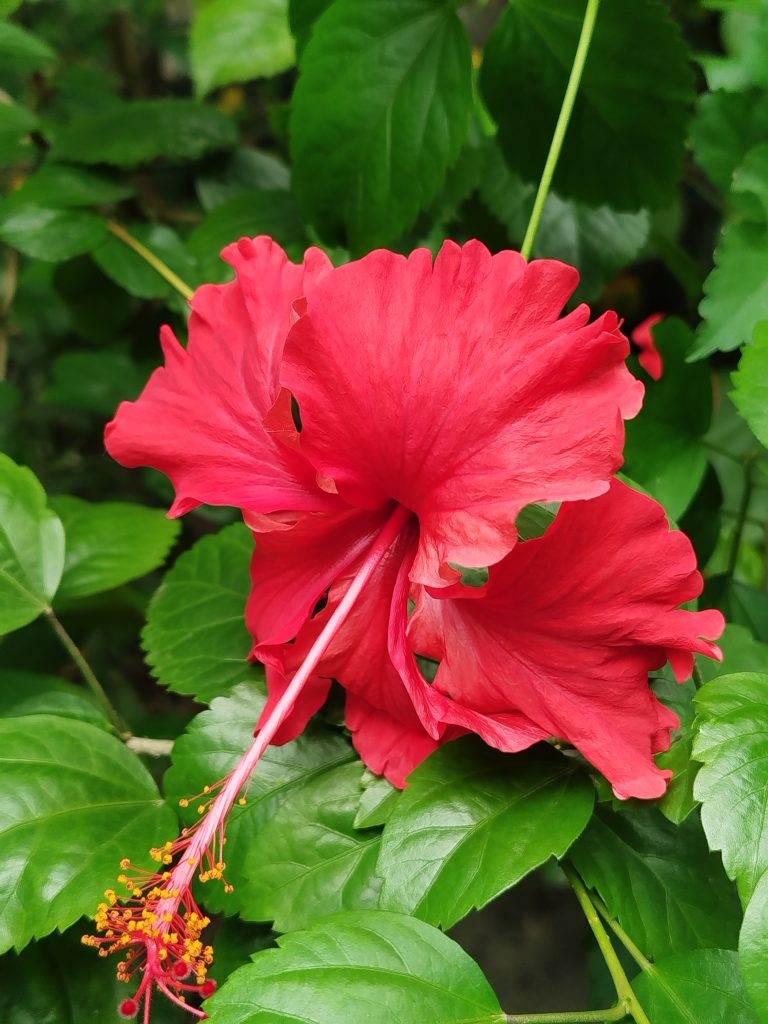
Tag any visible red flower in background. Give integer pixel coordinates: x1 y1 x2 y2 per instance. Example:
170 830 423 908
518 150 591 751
632 312 665 380
94 237 723 1020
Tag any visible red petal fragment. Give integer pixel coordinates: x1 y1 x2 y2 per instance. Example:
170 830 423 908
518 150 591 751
632 313 665 380
106 237 337 516
283 239 644 586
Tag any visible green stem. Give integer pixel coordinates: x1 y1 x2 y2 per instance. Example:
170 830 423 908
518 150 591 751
590 894 653 973
727 454 754 578
692 662 705 691
44 609 130 737
520 0 601 259
562 866 651 1024
106 220 194 300
504 1006 629 1023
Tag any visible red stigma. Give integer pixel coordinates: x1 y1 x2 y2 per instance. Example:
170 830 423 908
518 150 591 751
119 998 139 1018
173 960 192 979
201 979 217 998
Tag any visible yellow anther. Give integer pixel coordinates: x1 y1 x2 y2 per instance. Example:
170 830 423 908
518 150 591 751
238 797 247 806
179 799 189 808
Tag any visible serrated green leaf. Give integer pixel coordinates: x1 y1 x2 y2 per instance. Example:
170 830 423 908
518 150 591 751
0 714 176 954
50 496 179 602
44 350 147 416
354 772 400 829
479 142 649 301
92 222 197 299
290 0 472 251
51 99 236 167
204 910 503 1024
633 949 760 1023
732 321 768 448
690 89 768 193
143 523 262 702
732 143 768 222
4 163 132 208
0 20 54 74
479 0 694 210
692 221 768 359
377 740 593 929
0 205 106 261
570 806 741 959
191 0 295 96
623 318 712 518
740 868 768 1019
693 672 768 904
165 683 380 932
0 670 108 728
188 190 308 280
0 455 64 634
653 677 698 825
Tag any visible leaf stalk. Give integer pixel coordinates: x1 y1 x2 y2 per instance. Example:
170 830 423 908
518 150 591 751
106 219 194 300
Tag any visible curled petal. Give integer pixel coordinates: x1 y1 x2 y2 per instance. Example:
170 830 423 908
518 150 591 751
283 240 644 586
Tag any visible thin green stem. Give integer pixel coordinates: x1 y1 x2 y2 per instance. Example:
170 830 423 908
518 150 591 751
727 454 755 578
562 866 651 1024
520 0 601 259
590 894 653 973
106 220 194 300
504 1006 629 1023
44 608 130 737
692 662 705 691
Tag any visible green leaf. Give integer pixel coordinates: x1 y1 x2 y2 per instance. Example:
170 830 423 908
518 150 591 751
196 148 290 210
165 683 381 932
377 740 593 929
0 205 106 261
191 0 295 96
633 949 760 1024
0 670 108 728
0 20 54 74
50 496 179 603
690 89 768 193
0 455 64 635
570 806 741 959
654 677 698 825
51 99 236 167
732 143 768 223
3 163 132 208
706 577 768 643
740 868 768 1019
699 624 768 683
290 0 473 251
44 350 147 416
623 318 712 518
479 0 694 210
693 672 768 904
0 714 176 954
92 222 197 299
479 142 649 301
204 910 503 1024
288 0 334 53
143 523 262 702
188 190 308 280
0 103 38 160
732 321 768 448
355 772 400 829
692 221 768 359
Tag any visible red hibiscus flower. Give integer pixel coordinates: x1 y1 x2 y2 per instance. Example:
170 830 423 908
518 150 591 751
632 312 665 380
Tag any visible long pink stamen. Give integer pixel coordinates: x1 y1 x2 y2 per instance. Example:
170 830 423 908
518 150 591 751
86 502 412 1020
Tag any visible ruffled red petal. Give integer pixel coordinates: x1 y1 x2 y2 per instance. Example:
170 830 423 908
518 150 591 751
409 480 724 799
282 240 643 586
106 237 337 516
632 313 665 380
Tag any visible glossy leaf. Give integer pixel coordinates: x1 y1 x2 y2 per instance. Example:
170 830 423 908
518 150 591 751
0 714 175 954
740 868 768 1019
377 740 594 929
52 99 236 167
570 806 740 959
732 321 768 448
0 670 107 728
694 672 768 904
480 0 694 210
0 455 64 635
50 496 179 602
143 523 262 702
204 910 504 1024
633 949 760 1024
623 318 712 518
290 0 473 250
165 683 380 932
0 206 106 261
92 222 197 299
191 0 295 96
692 222 768 359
